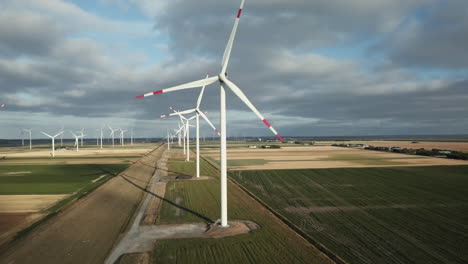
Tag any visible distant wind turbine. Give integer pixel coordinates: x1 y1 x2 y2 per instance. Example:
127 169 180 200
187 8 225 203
41 131 64 157
108 126 118 148
23 129 32 150
119 129 127 146
70 131 81 152
79 128 85 147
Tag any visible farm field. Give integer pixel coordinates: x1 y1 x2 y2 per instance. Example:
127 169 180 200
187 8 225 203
204 146 468 170
0 145 164 264
0 163 129 246
0 143 155 157
344 140 468 152
0 144 157 251
231 166 468 264
152 152 333 264
0 164 129 195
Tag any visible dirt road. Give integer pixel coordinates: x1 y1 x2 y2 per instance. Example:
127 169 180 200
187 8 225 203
0 145 165 264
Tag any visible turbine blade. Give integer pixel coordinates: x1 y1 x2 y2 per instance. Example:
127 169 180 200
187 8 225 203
223 79 285 142
221 0 246 75
54 131 64 138
169 106 190 121
41 132 52 138
198 110 220 136
135 76 218 99
196 73 210 108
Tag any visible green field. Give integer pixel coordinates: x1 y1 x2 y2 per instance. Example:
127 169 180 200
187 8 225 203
231 166 468 264
0 164 129 195
153 156 332 264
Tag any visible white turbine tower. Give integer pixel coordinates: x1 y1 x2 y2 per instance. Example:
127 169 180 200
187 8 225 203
79 128 85 147
60 125 64 146
99 127 104 149
119 129 127 146
41 131 64 157
70 131 81 152
130 128 134 145
23 129 32 150
136 0 284 227
108 126 118 148
20 129 25 146
166 128 171 150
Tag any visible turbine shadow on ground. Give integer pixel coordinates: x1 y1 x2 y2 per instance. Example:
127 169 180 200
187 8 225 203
156 167 195 178
120 174 214 224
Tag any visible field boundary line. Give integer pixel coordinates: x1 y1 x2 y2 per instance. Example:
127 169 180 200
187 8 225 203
199 153 346 264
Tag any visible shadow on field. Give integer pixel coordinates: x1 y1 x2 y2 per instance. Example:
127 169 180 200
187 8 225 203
89 165 121 177
120 174 214 224
156 167 194 178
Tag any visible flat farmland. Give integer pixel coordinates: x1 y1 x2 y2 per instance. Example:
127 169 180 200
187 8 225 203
0 145 164 264
345 140 468 152
153 154 333 264
0 164 129 195
203 146 468 170
231 166 468 264
0 163 129 246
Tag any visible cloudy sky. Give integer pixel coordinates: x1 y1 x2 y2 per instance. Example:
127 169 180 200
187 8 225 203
1 0 467 139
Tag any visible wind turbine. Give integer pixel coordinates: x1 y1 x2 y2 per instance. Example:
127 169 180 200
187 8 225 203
173 124 184 148
130 128 134 145
157 77 221 177
108 126 118 148
60 125 64 146
96 129 100 147
135 0 284 227
79 128 85 147
70 131 81 151
23 129 32 150
99 127 104 149
166 129 171 150
41 131 64 157
136 0 284 227
20 129 25 146
119 129 127 146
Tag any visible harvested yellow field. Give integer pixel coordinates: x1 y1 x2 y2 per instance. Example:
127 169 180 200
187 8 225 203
346 140 468 152
0 195 68 213
203 146 468 170
1 147 153 158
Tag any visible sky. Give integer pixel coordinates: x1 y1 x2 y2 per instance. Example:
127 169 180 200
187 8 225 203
1 0 467 139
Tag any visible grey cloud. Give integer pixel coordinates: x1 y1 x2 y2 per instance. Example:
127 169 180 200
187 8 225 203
0 10 64 58
1 0 468 138
372 0 468 69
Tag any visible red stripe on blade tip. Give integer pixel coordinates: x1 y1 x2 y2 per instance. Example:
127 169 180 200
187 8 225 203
135 95 144 99
165 114 170 117
153 90 163 95
237 9 242 18
262 119 272 127
215 129 220 133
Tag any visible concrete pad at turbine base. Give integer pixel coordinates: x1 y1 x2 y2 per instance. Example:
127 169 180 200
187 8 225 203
205 220 260 238
108 221 260 263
